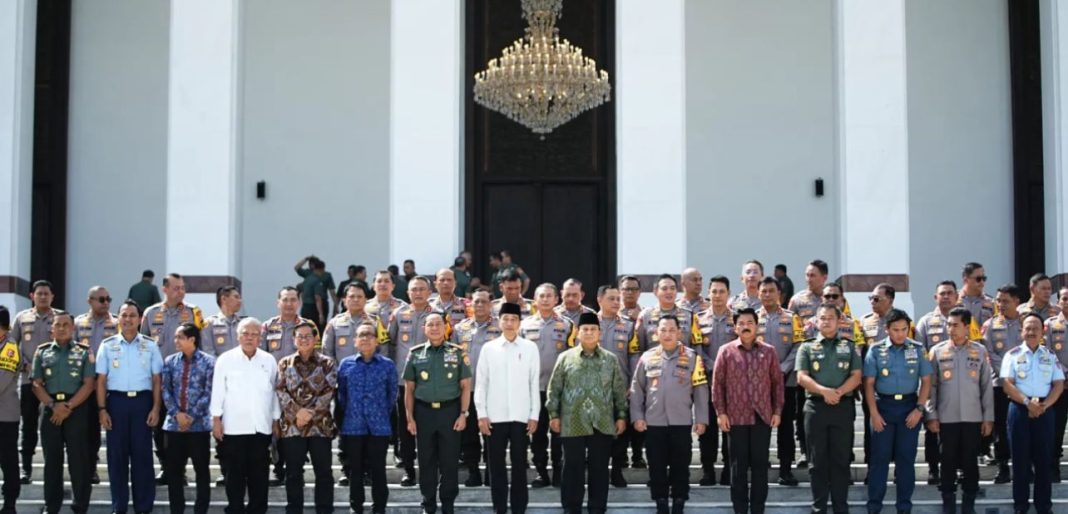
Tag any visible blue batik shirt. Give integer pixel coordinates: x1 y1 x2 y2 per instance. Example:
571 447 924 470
337 353 397 436
161 350 215 432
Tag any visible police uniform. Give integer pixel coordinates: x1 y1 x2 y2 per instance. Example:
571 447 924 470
0 332 20 511
12 307 55 478
796 335 862 514
913 309 950 481
553 304 596 326
387 303 435 475
1001 343 1065 514
450 316 500 482
200 312 241 357
676 296 709 315
366 296 407 329
1046 315 1068 480
323 311 388 362
598 313 639 477
635 306 704 373
491 297 535 320
629 345 709 509
519 312 575 484
74 311 118 482
403 341 471 512
96 333 164 514
694 307 732 484
1018 300 1062 322
620 305 643 323
926 339 994 511
787 289 823 323
862 338 933 513
430 295 472 327
728 291 761 313
957 293 996 332
32 339 95 514
981 314 1023 476
756 306 804 477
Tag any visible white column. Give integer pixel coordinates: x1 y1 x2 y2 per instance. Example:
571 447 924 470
616 0 686 285
166 0 242 309
1041 0 1068 278
0 0 34 311
834 0 914 314
389 0 461 270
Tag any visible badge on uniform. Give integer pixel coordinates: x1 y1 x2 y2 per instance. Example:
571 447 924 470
881 368 889 377
447 372 453 379
401 334 410 342
996 341 1004 350
931 335 940 343
1057 343 1064 351
556 342 563 350
943 370 952 379
216 337 225 345
420 370 429 381
813 361 820 372
617 342 624 350
270 341 280 350
112 359 120 369
1018 371 1027 379
44 368 51 376
969 370 977 378
24 334 31 341
338 337 347 347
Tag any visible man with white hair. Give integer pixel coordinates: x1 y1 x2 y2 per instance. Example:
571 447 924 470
210 317 280 514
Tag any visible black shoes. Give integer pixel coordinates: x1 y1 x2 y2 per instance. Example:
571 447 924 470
400 468 417 487
778 469 799 486
631 456 647 469
611 469 628 488
464 468 482 487
993 466 1011 484
698 471 716 486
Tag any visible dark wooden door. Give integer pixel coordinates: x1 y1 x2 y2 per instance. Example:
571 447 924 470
465 0 616 300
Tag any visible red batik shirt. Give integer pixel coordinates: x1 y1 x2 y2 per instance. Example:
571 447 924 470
711 338 784 426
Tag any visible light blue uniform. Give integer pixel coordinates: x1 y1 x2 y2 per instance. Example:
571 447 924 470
95 334 164 391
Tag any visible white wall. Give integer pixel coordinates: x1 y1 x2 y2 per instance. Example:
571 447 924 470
905 0 1014 314
66 0 170 308
239 0 391 317
685 0 837 282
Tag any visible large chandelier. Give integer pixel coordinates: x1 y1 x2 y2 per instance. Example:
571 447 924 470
473 0 611 135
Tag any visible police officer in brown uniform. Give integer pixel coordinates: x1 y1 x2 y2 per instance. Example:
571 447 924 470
729 260 764 313
618 275 644 322
389 276 437 485
1019 273 1062 321
431 269 472 327
1046 286 1068 482
594 284 639 486
74 286 119 484
677 268 709 314
695 276 734 485
914 280 960 484
198 285 243 486
0 306 22 510
491 270 534 320
449 289 500 486
554 279 596 325
261 286 316 486
520 283 576 487
982 283 1024 483
13 280 57 483
958 262 996 339
366 270 408 329
788 260 830 324
755 277 804 485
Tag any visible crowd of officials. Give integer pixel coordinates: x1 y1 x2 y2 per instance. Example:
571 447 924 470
0 257 1065 514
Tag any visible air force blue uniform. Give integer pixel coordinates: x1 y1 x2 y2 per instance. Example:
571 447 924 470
863 339 933 513
1001 344 1065 514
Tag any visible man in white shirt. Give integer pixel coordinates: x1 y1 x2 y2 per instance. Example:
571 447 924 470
210 318 280 514
475 302 540 514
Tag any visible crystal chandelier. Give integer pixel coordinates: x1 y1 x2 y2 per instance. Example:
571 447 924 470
473 0 611 135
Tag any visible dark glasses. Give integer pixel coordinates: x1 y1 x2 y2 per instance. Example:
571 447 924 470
822 294 841 300
95 296 112 303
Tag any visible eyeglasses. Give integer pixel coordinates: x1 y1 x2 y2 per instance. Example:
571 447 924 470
868 295 885 302
94 296 112 303
822 294 841 300
974 276 988 282
620 287 640 292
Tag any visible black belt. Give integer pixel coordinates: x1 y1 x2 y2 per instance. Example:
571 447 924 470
807 394 854 402
416 398 459 409
108 390 151 398
50 393 75 401
877 393 918 402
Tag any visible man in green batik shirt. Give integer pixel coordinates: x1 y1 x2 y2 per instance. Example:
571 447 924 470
546 312 627 514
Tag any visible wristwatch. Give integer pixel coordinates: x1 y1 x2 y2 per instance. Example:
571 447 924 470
462 411 469 417
914 404 925 414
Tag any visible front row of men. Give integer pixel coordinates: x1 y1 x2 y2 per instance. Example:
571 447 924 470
3 293 1065 514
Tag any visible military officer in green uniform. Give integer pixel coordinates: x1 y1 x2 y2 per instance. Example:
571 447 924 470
796 303 862 514
31 311 95 514
403 312 472 514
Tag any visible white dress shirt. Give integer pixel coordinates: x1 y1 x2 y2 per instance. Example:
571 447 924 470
210 346 280 435
474 334 541 423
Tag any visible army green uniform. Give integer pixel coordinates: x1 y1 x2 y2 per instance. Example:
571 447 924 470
403 342 471 511
32 340 94 514
796 335 862 514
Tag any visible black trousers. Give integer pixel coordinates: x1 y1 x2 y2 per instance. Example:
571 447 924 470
859 389 872 464
414 401 461 511
460 395 486 469
393 386 416 468
728 420 771 514
88 394 102 468
41 403 90 514
611 423 633 473
560 432 612 514
165 431 211 514
778 386 798 469
993 386 1011 462
344 435 389 513
924 424 941 472
645 425 691 501
487 422 529 514
1054 393 1068 470
938 422 980 495
153 403 167 476
0 421 19 509
629 422 645 463
19 384 38 473
795 387 807 457
804 399 854 514
531 391 561 473
699 394 729 474
223 433 271 514
280 436 334 514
